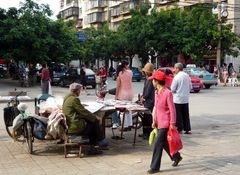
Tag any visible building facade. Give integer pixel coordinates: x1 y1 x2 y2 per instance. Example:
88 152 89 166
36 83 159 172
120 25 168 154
60 0 240 33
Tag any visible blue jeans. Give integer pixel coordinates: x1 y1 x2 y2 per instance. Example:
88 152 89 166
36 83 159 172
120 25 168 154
112 111 120 124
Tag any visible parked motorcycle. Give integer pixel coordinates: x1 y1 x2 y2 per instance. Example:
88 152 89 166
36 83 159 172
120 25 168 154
18 65 29 87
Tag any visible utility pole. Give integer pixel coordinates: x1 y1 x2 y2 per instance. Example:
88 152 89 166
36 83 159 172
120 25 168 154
216 0 222 78
216 0 228 79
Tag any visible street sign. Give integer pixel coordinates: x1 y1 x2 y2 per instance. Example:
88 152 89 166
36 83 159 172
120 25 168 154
76 32 87 42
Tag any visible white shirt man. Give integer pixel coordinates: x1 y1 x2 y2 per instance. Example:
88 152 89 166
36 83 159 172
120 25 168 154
171 63 192 134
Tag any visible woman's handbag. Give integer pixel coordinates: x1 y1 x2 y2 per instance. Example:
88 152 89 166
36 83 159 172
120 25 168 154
167 128 183 156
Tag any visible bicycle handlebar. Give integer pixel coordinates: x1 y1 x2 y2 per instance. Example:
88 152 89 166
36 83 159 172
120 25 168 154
8 90 25 106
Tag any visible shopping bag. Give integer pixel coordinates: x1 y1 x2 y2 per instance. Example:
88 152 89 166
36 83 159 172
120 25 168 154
167 128 183 156
48 81 52 95
149 128 157 145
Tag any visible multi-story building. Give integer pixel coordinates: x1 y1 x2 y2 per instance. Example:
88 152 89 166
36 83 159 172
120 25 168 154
60 0 145 30
225 0 240 35
59 0 240 34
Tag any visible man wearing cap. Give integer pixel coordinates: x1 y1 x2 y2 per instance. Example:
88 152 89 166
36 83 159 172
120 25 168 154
139 63 155 139
62 83 107 152
171 63 192 134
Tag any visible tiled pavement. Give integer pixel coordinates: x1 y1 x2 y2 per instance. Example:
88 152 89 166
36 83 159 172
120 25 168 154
0 85 240 175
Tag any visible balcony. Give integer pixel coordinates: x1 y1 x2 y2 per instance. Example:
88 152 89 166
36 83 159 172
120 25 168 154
61 7 79 19
111 6 120 17
86 0 107 11
60 0 79 11
86 12 103 24
178 0 213 4
119 1 136 15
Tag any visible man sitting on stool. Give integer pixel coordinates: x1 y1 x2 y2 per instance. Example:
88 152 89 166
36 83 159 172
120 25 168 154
62 83 108 155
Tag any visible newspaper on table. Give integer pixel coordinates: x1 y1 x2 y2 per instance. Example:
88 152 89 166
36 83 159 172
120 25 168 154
82 101 105 113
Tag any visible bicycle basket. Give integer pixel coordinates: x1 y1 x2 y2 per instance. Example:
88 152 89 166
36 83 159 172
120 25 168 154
4 106 20 127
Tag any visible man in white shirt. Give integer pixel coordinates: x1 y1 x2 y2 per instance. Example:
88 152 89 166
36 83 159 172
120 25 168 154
171 63 192 134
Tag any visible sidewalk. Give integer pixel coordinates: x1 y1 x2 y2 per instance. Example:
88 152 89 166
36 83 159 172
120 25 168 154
0 85 240 175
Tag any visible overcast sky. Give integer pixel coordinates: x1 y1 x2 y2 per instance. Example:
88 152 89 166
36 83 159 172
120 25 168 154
0 0 60 19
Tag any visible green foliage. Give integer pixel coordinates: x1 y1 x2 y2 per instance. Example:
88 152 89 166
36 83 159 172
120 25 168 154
1 1 237 67
0 0 80 64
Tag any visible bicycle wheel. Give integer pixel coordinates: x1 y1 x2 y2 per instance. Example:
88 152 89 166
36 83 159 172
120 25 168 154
24 120 33 154
6 126 14 138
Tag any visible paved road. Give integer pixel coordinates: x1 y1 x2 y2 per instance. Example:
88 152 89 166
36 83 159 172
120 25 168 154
0 78 240 175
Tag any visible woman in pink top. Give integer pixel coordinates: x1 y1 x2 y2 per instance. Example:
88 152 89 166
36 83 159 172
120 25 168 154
116 61 134 100
114 60 134 130
147 70 182 174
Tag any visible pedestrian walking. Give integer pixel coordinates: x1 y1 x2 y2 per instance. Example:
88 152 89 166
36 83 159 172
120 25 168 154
147 70 182 174
171 63 192 134
139 63 155 139
80 67 87 93
222 68 228 86
228 63 234 78
40 63 51 95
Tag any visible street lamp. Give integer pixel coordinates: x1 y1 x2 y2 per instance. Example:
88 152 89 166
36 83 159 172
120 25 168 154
221 0 228 19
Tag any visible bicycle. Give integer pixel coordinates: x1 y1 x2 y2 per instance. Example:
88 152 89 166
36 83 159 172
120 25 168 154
3 92 33 154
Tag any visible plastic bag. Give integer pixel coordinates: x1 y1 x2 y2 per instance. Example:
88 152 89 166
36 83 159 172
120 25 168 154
167 128 183 156
149 128 158 145
12 114 24 130
33 119 47 140
48 81 52 95
96 75 101 84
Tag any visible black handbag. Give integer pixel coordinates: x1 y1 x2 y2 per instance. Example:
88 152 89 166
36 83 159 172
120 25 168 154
4 106 19 127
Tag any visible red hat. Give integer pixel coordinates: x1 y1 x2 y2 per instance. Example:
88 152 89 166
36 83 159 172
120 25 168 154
148 70 166 81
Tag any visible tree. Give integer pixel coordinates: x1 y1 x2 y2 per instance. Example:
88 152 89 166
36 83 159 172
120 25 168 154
117 3 152 66
0 0 81 64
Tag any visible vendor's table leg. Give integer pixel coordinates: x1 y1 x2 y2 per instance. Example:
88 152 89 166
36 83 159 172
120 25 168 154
133 112 139 146
120 112 126 139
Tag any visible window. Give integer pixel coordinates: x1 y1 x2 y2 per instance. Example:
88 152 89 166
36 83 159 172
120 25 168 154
87 12 102 23
111 6 120 16
66 0 74 5
62 7 79 18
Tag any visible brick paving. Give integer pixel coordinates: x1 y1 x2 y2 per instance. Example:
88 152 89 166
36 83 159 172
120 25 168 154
0 80 240 175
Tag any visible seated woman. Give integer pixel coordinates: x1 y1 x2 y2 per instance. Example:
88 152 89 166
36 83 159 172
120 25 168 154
62 83 108 154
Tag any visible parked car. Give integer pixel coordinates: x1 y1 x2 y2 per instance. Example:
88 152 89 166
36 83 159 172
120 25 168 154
58 68 96 88
48 62 67 85
159 67 203 93
184 67 217 89
112 67 142 82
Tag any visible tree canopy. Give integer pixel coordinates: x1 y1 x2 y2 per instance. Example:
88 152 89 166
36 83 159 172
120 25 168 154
0 1 239 67
0 0 80 64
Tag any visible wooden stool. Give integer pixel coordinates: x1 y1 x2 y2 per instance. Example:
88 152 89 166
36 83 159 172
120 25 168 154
64 135 89 158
